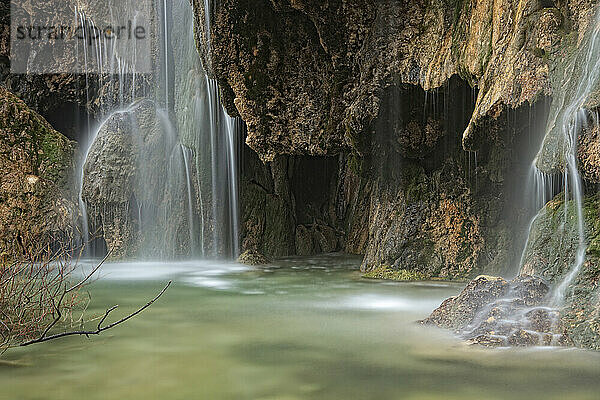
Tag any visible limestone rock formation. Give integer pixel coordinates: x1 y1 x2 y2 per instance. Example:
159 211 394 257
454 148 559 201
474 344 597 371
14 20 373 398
237 249 270 266
0 87 76 258
427 193 600 350
82 100 200 258
578 123 600 183
82 108 137 257
191 0 590 280
193 0 590 161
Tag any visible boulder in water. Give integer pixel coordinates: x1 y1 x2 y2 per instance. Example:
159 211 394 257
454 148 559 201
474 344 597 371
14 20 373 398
421 275 565 347
420 276 509 331
237 249 270 266
82 99 200 258
509 275 550 307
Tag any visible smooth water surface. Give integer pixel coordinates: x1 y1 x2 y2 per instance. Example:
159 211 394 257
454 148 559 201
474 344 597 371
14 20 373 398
2 254 600 399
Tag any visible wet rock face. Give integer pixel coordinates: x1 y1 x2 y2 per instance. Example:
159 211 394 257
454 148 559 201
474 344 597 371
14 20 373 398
82 101 200 258
578 124 600 183
193 0 583 160
519 194 600 350
82 111 136 257
429 193 600 350
240 148 342 259
394 118 445 159
422 275 572 347
237 249 270 266
421 276 511 331
344 79 543 280
192 0 370 161
0 87 76 258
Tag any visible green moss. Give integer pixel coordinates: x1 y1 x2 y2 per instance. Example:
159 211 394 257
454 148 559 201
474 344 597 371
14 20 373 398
347 152 363 175
584 195 600 257
401 164 427 202
0 89 73 184
363 265 428 281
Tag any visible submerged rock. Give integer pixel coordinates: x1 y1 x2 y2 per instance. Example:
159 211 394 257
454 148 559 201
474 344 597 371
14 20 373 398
237 249 270 266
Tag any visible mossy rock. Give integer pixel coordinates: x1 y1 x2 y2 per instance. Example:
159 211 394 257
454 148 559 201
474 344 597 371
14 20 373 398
363 265 428 281
237 249 270 266
0 87 75 257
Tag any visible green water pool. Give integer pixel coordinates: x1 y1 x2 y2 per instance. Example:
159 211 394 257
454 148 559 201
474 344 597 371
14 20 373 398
2 254 600 400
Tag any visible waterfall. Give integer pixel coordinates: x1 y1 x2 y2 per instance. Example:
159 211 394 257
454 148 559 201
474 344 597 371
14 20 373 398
75 0 241 259
548 108 587 305
172 0 241 258
519 8 600 305
74 8 140 256
459 7 600 346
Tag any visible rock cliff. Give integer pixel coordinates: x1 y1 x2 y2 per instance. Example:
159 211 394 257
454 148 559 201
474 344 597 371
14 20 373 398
193 0 600 279
194 0 595 161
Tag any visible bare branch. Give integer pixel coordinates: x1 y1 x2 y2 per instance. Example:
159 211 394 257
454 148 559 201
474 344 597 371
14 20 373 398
20 281 171 346
67 251 111 294
97 305 118 331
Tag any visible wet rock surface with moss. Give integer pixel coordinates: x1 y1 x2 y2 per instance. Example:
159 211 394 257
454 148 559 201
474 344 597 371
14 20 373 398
193 0 594 161
424 193 600 350
0 87 76 258
422 275 572 347
363 266 427 281
520 194 600 350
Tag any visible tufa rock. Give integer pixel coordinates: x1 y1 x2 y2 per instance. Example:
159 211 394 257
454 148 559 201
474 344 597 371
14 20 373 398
0 87 76 258
237 249 270 266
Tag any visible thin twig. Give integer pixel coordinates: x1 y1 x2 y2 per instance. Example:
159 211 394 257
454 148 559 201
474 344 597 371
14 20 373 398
20 281 171 346
67 252 111 293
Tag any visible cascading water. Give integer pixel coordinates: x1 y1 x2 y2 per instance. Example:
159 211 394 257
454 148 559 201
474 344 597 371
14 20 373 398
516 167 562 274
450 7 600 347
76 0 241 259
528 8 600 305
171 0 241 258
73 4 147 256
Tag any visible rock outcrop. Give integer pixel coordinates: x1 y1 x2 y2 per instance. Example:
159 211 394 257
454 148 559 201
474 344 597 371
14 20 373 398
339 80 542 279
237 249 270 266
519 194 600 350
190 0 598 280
578 123 600 183
82 100 201 258
422 275 572 347
194 0 593 161
0 87 76 258
426 193 600 349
